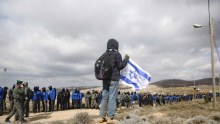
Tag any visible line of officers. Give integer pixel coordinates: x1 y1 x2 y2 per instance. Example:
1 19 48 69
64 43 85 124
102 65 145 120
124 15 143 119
0 80 58 123
0 81 104 123
116 91 220 108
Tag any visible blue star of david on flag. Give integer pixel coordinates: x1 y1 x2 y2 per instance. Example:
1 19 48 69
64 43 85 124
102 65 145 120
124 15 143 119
129 70 138 80
120 58 151 91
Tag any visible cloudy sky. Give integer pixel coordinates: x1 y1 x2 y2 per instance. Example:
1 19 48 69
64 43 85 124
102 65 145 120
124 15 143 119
0 0 220 88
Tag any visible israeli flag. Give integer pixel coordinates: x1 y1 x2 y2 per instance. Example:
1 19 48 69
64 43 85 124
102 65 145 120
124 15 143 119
120 58 151 91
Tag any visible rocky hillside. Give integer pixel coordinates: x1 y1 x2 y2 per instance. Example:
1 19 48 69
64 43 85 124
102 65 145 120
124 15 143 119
151 78 220 87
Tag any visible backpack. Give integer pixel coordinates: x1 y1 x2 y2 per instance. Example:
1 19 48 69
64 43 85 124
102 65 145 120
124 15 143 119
94 51 117 80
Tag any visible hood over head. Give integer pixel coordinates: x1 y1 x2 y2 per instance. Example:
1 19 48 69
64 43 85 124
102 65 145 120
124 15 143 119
107 39 119 51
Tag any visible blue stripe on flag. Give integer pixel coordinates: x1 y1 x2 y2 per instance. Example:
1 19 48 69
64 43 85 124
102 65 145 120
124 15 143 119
120 75 140 90
128 61 151 81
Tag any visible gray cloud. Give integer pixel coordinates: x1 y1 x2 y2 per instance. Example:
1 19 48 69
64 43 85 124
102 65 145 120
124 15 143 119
0 0 220 88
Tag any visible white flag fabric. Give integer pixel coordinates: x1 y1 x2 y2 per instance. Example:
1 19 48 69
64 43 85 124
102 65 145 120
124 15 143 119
120 58 151 91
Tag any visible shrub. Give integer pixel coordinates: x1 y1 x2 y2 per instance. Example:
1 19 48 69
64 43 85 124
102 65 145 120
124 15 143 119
174 117 186 124
210 112 220 122
153 117 172 124
68 112 91 124
153 116 185 124
119 114 150 124
183 115 216 124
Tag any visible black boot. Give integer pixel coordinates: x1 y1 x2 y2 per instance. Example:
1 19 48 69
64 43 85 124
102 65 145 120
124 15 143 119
5 118 11 123
20 119 27 123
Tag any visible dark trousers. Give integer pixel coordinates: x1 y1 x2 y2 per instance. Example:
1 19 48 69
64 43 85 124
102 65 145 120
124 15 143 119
57 100 64 110
6 100 24 122
37 100 40 112
0 99 3 115
49 100 55 112
24 100 29 117
72 100 78 109
9 100 14 111
32 101 37 113
63 99 68 109
62 100 65 110
77 100 82 108
42 100 47 112
67 99 70 109
85 100 90 108
3 99 6 113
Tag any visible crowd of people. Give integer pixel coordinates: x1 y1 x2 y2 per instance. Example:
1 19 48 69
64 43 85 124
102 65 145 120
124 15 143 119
116 92 220 108
0 81 105 122
0 80 220 123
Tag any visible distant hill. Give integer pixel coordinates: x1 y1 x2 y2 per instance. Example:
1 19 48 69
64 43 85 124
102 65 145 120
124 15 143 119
151 78 220 87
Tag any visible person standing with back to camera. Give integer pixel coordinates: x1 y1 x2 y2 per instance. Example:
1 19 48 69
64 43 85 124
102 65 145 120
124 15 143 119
98 39 129 124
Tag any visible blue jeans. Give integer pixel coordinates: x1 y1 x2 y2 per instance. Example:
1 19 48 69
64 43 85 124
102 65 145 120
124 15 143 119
100 81 119 119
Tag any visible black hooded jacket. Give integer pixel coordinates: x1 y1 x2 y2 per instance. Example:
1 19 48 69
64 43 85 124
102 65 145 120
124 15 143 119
103 39 129 90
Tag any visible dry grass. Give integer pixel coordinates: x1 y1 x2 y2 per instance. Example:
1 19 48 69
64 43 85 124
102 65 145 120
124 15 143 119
209 112 220 122
116 97 220 124
119 114 150 124
68 112 92 124
183 115 216 124
30 112 93 124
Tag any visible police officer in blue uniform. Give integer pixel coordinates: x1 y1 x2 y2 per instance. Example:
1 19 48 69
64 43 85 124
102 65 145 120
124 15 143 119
0 86 4 116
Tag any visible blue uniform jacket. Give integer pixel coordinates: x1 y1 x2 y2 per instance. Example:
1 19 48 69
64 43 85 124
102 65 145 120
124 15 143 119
153 96 158 102
49 89 56 101
0 87 4 99
130 95 134 101
72 92 79 100
41 91 48 101
169 96 174 102
32 91 41 101
133 94 139 101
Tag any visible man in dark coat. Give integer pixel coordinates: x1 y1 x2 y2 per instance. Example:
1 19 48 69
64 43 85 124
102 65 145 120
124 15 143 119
99 39 129 123
8 85 15 111
65 88 70 109
24 82 32 117
3 87 8 113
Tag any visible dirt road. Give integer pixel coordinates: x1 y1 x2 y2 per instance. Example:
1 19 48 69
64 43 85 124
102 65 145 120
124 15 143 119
0 109 99 124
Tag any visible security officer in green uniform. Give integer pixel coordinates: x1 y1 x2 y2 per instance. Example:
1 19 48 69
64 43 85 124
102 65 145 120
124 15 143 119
85 91 91 109
91 90 97 109
5 80 27 123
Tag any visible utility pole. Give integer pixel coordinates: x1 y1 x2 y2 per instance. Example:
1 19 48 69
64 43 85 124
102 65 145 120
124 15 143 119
192 1 217 109
210 18 216 109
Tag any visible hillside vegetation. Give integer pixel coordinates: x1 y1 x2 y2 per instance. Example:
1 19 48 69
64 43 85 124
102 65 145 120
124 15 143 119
116 97 220 124
151 78 220 87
